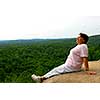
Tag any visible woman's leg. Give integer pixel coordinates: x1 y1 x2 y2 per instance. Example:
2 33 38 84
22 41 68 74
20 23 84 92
43 64 71 78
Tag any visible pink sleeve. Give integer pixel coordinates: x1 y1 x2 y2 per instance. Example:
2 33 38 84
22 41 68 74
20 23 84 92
80 45 88 57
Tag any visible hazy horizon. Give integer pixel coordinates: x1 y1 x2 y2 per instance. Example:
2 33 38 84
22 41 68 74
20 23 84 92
0 34 99 41
0 1 100 40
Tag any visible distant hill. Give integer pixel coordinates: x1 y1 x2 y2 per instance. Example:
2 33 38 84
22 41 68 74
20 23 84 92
0 35 100 45
88 35 100 45
0 39 47 45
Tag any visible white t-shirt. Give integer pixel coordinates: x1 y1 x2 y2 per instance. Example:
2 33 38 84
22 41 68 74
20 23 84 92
65 44 88 71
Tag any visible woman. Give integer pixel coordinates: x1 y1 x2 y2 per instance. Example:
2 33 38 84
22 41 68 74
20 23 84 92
31 33 89 82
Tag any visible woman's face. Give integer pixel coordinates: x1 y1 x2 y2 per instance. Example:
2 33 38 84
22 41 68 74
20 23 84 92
76 35 85 44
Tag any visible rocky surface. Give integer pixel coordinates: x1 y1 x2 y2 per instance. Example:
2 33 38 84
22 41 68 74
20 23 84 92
43 61 100 83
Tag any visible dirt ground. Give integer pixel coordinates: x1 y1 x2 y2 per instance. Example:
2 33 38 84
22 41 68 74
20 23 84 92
43 61 100 83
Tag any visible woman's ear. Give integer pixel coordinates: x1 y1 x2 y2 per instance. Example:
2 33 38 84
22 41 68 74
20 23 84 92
82 38 86 43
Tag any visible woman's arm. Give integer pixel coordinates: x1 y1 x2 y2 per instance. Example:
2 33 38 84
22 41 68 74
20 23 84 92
82 57 89 71
82 57 97 75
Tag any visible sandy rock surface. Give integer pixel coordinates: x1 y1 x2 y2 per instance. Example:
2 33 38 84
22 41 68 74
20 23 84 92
43 61 100 83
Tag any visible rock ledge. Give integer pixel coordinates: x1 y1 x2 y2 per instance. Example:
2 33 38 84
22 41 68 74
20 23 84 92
43 61 100 83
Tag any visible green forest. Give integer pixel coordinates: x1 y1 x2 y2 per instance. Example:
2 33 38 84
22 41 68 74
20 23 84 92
0 35 100 83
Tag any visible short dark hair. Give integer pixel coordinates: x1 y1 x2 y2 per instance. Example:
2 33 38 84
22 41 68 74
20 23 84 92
79 33 89 44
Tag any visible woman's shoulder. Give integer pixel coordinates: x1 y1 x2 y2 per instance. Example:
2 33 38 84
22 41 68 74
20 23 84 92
80 44 88 49
81 44 87 46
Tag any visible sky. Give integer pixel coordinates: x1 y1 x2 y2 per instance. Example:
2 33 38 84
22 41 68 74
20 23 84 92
0 0 100 40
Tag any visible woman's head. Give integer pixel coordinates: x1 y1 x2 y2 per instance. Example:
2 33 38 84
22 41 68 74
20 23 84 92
76 33 89 44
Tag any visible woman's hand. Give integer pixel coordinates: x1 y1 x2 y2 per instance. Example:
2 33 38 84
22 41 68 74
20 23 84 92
86 71 97 75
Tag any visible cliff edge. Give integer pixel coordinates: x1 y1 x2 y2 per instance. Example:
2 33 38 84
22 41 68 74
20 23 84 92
43 61 100 83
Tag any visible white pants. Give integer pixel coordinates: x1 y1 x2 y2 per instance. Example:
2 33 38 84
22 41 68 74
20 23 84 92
43 63 80 78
